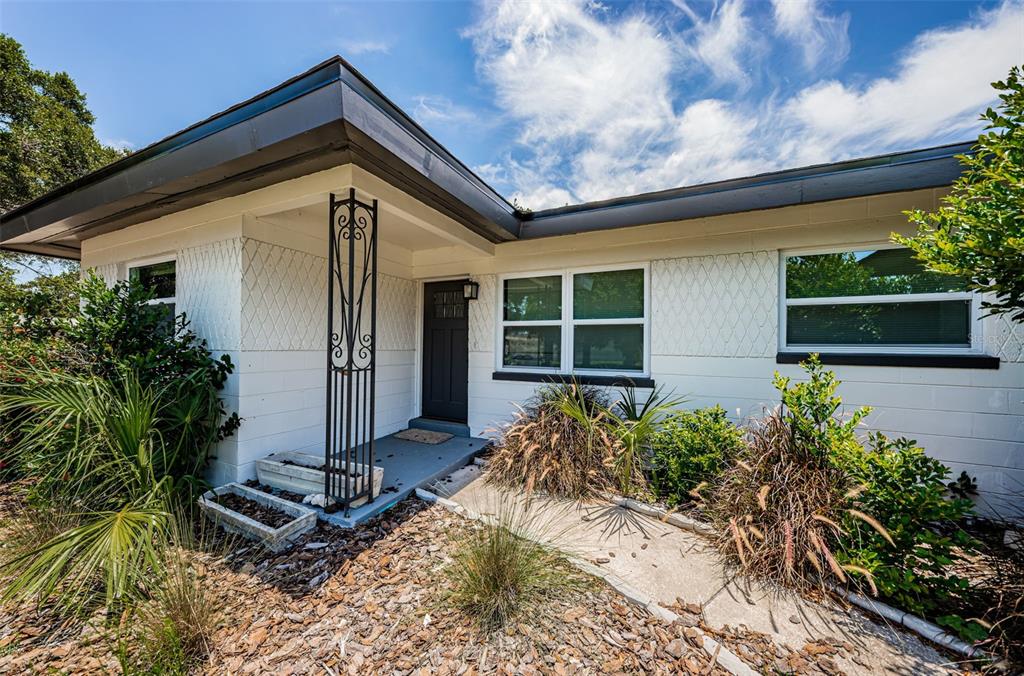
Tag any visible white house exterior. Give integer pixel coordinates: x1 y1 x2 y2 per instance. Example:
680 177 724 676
2 59 1021 519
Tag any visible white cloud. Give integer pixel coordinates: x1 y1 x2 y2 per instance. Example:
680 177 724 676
340 39 391 56
413 95 481 125
465 0 674 145
770 0 850 70
100 137 136 152
783 1 1024 165
468 0 1024 209
685 0 759 87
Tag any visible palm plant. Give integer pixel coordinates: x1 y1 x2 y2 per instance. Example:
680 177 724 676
549 381 613 470
608 386 685 497
0 368 211 612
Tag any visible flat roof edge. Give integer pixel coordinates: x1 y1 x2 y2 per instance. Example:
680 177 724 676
1 56 521 248
519 142 971 239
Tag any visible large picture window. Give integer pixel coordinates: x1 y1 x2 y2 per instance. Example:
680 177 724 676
781 247 977 353
500 266 647 374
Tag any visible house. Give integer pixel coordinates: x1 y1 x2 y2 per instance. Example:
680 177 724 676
2 57 1021 522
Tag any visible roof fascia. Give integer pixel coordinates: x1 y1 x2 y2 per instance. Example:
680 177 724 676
519 143 971 239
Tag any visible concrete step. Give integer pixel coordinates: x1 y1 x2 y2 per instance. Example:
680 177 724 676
407 417 471 438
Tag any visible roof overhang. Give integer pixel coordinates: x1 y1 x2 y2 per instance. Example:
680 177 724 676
0 57 521 259
0 53 973 259
519 142 972 238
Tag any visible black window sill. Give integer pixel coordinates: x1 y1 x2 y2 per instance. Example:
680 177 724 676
492 371 656 388
776 352 1000 369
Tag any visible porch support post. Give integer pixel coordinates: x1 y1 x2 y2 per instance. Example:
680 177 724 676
325 189 378 514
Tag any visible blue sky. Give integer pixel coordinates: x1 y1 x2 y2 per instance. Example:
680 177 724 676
3 1 1023 209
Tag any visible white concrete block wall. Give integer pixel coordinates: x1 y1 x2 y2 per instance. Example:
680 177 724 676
467 252 1024 520
75 175 1023 517
227 238 418 482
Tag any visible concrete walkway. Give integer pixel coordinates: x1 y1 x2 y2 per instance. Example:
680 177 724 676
436 469 959 675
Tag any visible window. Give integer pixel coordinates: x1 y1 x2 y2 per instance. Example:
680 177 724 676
781 247 978 353
128 258 176 326
499 266 648 374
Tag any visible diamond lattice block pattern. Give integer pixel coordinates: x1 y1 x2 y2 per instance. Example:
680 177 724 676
652 251 778 357
241 239 417 352
468 275 496 354
985 311 1024 362
178 239 242 352
378 274 417 352
242 240 327 351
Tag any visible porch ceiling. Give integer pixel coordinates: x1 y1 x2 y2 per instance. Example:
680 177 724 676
263 201 460 252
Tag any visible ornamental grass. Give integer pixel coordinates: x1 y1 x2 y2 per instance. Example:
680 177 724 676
485 382 618 499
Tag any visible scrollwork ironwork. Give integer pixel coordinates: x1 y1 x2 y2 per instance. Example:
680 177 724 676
325 189 378 515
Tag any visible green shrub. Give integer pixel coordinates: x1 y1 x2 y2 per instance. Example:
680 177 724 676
0 274 239 614
707 361 876 590
836 433 978 628
649 406 744 505
70 275 240 446
0 269 87 478
707 355 982 641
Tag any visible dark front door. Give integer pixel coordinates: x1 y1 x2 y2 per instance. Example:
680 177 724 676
422 280 469 422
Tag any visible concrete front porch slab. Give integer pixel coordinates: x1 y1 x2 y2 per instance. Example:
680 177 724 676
304 431 490 528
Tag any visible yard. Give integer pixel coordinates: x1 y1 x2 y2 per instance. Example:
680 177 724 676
0 271 1021 674
1 28 1023 676
0 486 736 674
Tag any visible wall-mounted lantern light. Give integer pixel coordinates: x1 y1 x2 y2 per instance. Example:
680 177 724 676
463 280 480 301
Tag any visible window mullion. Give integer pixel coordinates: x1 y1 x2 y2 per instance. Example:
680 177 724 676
787 292 973 306
563 272 572 373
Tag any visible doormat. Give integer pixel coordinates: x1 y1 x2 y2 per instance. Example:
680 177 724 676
394 428 453 445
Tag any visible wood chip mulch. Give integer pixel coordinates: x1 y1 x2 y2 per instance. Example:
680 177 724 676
1 493 733 675
216 491 294 529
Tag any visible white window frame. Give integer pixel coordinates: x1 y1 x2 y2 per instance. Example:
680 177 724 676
496 263 651 376
778 243 984 355
126 255 177 310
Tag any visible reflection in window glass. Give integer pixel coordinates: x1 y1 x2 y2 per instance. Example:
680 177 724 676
787 301 971 346
573 269 644 319
786 249 967 299
130 260 176 299
503 276 561 321
503 326 561 368
573 324 644 371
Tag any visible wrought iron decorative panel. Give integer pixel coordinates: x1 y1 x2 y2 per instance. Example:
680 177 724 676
325 190 378 514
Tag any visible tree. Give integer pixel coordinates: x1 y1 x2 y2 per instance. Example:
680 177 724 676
895 66 1024 322
0 34 124 276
